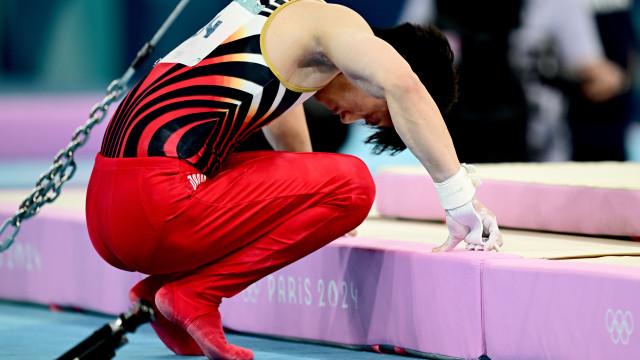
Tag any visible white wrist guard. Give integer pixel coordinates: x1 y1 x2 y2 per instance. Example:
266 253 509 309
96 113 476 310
433 164 481 210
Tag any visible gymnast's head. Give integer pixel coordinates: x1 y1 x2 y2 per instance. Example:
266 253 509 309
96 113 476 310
314 23 459 155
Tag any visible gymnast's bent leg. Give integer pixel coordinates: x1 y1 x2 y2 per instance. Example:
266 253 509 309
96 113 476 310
154 151 375 360
87 151 375 359
87 155 210 355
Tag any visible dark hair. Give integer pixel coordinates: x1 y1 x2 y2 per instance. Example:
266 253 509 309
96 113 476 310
366 23 459 155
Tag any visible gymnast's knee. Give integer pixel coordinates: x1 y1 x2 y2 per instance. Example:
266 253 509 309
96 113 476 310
332 155 376 215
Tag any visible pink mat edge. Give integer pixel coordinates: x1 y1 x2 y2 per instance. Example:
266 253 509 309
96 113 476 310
375 171 640 238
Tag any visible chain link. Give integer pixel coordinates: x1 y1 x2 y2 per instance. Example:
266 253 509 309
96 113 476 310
0 81 125 252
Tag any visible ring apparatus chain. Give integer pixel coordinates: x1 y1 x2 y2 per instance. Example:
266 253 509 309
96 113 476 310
0 81 124 252
0 0 191 252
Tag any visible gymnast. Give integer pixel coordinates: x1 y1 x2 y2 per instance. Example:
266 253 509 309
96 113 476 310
85 0 503 359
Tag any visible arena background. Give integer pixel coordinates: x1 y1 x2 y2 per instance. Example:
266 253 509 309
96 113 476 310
1 0 638 170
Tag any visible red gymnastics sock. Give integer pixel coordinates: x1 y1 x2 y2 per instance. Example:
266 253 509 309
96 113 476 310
129 277 204 356
155 283 254 360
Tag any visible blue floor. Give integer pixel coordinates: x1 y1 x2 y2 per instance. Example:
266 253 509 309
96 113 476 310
0 301 400 360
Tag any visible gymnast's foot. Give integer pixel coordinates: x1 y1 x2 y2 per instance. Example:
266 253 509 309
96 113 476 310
129 277 204 356
155 284 254 360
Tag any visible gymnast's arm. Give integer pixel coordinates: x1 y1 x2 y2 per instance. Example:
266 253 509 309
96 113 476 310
313 4 502 251
314 5 459 182
262 104 313 152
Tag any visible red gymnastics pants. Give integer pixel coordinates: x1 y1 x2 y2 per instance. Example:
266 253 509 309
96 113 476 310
85 151 375 345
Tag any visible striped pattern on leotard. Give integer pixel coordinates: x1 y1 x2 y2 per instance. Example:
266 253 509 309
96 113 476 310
99 0 319 177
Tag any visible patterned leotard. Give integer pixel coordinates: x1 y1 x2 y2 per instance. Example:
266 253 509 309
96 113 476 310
100 0 321 177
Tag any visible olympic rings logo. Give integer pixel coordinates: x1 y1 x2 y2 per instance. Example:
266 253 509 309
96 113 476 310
241 282 261 303
605 309 634 345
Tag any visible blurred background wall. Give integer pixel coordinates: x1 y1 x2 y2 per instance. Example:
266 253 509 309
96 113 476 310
0 0 401 92
1 0 638 168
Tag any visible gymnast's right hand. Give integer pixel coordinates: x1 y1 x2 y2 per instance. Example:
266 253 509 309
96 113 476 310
430 164 503 252
433 197 502 252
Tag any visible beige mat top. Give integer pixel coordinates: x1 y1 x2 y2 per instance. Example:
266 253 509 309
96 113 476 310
567 256 640 268
379 162 640 191
357 215 640 264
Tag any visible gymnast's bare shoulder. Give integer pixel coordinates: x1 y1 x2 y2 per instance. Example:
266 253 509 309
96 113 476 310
262 0 396 93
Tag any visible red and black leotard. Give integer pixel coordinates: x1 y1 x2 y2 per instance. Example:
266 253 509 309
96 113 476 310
100 0 321 177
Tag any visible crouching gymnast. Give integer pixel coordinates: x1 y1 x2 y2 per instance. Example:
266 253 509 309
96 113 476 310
86 0 503 359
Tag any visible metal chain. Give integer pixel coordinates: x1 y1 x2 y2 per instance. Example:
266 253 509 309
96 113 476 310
0 80 125 252
0 0 190 252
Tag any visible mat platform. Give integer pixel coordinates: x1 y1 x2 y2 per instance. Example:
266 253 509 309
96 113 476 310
377 162 640 238
1 166 639 360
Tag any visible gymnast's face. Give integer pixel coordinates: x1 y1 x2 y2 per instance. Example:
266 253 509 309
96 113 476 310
314 74 393 127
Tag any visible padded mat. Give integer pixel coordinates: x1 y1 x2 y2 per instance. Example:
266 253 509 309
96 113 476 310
375 162 640 237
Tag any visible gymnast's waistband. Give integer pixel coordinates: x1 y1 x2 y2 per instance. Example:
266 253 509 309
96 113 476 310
93 153 199 172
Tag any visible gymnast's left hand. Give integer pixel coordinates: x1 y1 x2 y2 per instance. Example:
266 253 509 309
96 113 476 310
433 197 503 252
